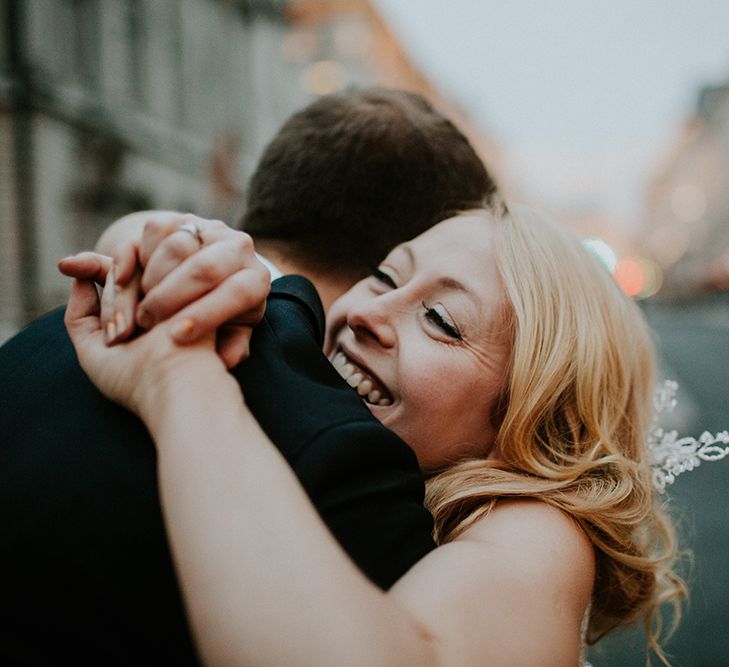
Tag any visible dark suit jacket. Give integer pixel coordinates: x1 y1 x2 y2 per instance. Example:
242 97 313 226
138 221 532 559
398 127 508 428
0 276 435 666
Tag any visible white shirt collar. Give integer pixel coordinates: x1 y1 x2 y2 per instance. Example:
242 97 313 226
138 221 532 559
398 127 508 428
255 252 284 282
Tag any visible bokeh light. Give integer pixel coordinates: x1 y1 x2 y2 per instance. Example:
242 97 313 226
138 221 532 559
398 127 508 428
634 257 663 299
646 222 690 267
298 59 347 95
614 258 645 297
583 238 618 272
613 257 663 299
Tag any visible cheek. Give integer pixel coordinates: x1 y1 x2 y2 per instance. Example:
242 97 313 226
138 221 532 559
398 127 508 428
324 295 357 353
398 366 466 439
398 356 448 409
403 366 497 454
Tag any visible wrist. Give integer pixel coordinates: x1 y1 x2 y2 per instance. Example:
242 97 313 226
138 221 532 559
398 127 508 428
134 353 235 434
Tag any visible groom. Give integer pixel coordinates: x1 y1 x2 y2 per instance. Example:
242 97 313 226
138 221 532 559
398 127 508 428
0 88 496 665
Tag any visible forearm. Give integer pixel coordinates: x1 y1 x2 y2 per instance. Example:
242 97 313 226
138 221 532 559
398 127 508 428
143 366 437 667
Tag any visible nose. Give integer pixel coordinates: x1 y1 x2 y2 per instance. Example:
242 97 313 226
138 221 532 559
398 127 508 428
346 296 397 348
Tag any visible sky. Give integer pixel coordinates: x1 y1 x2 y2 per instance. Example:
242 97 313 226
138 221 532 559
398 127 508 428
372 0 729 229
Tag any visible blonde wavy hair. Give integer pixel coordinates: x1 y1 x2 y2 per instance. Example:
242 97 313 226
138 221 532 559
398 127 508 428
425 203 687 664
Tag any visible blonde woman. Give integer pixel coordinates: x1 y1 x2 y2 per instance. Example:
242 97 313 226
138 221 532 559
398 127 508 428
65 204 685 666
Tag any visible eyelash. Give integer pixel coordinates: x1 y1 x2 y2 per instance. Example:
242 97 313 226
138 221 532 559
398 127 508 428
371 267 462 340
422 301 462 340
372 267 397 289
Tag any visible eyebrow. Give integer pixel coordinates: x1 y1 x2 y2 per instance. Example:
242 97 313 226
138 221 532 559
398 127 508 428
437 276 470 293
398 244 480 306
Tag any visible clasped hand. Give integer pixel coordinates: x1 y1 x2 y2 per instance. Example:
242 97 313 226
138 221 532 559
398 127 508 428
59 214 271 415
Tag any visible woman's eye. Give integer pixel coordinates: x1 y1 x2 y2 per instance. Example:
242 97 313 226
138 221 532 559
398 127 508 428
372 267 397 289
422 301 462 340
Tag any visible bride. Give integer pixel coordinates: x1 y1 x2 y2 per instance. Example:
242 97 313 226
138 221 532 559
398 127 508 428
64 203 685 665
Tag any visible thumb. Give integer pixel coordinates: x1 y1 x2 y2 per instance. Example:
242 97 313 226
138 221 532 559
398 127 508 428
64 278 104 346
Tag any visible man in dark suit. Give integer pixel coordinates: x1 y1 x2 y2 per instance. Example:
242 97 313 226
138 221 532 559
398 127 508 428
0 88 496 665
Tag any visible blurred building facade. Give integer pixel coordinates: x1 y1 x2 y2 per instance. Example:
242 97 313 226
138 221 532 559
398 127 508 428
0 0 303 340
639 81 729 299
1 0 501 341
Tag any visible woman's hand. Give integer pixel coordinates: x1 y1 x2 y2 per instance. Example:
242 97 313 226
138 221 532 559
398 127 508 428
59 212 271 368
134 216 271 367
64 276 224 421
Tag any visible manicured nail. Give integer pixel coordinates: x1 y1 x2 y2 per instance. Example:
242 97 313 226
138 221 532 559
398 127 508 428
114 311 126 333
170 318 195 342
105 321 117 344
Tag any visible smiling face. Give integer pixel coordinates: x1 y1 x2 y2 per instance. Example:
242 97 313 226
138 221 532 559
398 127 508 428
324 213 512 471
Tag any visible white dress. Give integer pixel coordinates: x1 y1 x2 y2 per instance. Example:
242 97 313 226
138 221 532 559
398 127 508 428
579 603 592 667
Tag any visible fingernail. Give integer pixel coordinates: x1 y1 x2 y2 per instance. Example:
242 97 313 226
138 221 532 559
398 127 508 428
105 321 117 344
114 311 126 333
170 318 195 342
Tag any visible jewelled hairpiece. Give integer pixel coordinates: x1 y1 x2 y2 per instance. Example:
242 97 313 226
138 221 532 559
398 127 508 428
648 380 729 493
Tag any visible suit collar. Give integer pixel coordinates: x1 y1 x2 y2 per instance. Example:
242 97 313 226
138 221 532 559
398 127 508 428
270 275 326 345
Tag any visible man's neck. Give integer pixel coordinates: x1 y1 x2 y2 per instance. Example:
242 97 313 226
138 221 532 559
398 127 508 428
254 244 354 314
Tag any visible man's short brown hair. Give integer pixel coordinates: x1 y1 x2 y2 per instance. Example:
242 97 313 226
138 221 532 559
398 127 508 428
240 87 497 279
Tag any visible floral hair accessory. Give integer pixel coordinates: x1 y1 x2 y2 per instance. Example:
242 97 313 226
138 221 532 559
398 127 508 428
648 380 729 493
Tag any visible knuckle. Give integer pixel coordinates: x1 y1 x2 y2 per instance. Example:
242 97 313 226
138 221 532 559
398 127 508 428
229 235 250 259
227 274 252 304
143 219 166 236
237 230 254 249
228 276 267 320
230 231 254 256
190 256 220 284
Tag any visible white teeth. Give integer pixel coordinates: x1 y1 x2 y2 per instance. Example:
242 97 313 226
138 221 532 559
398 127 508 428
332 348 392 405
357 380 373 396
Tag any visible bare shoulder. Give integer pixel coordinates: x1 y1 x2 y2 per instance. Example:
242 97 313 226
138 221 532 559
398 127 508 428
461 498 595 594
391 499 594 665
